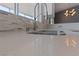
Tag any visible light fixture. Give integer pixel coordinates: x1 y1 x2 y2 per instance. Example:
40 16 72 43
64 37 77 48
64 10 69 16
64 9 76 17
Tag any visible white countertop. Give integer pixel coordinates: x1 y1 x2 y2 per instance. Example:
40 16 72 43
0 30 79 56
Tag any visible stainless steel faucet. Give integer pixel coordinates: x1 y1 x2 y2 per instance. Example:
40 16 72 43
33 3 48 31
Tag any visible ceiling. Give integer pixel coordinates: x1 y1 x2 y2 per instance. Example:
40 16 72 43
55 3 79 12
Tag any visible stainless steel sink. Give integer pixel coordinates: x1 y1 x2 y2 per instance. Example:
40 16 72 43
27 30 66 35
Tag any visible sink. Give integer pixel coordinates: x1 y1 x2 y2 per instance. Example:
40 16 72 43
27 30 66 35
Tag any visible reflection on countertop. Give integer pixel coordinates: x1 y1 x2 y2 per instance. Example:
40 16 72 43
0 30 79 56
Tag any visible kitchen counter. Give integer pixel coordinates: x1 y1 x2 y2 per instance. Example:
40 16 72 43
0 30 79 56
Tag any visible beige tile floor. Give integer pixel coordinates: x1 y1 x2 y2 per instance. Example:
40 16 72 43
0 30 79 56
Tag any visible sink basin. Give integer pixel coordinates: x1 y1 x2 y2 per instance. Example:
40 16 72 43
27 30 66 35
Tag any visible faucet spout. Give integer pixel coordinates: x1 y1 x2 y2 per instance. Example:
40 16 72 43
33 3 48 31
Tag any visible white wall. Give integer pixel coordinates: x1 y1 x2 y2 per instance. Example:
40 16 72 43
19 3 54 17
19 3 36 16
47 3 54 16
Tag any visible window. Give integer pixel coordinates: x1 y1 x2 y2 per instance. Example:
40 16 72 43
0 3 34 20
18 12 34 20
0 5 14 14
